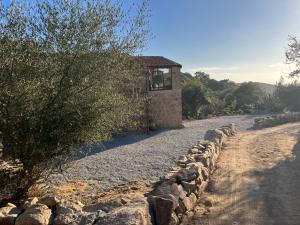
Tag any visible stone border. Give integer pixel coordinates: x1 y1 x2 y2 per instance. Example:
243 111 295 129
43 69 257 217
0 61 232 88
148 123 236 225
0 124 236 225
254 113 300 129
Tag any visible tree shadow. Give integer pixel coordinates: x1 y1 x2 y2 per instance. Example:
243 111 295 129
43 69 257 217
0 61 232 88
71 129 170 160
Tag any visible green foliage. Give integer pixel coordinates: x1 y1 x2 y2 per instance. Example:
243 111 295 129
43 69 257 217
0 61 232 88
182 72 265 118
276 81 300 111
222 99 237 115
0 0 149 198
195 72 236 93
230 82 264 113
182 78 215 118
257 93 284 113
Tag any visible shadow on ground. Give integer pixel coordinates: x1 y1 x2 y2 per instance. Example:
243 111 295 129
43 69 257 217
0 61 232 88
203 129 300 225
72 129 169 160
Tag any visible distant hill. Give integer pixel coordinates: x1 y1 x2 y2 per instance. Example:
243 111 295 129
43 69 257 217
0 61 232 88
180 73 276 94
252 82 276 94
181 72 193 81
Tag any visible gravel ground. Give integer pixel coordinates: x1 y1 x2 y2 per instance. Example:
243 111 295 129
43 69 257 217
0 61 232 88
50 114 266 191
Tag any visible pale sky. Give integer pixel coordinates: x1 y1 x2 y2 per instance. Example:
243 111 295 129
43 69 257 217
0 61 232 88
144 0 300 84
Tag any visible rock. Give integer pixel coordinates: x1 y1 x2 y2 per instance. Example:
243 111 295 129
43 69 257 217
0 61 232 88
194 154 210 167
0 205 22 225
54 204 105 225
170 183 182 196
15 204 52 225
153 196 175 225
60 200 84 212
188 193 197 206
154 183 172 196
94 198 151 225
38 196 59 208
186 155 196 163
188 148 199 154
170 184 187 201
175 199 186 214
169 213 179 225
182 196 193 212
204 129 225 145
163 171 178 183
23 197 39 209
120 198 129 205
201 167 209 181
53 204 77 225
180 214 189 225
177 155 188 164
177 167 197 182
181 180 197 195
53 201 93 225
6 203 16 208
197 144 206 150
78 211 106 225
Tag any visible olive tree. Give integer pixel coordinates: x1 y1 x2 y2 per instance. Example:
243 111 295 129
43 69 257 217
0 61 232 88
0 0 149 199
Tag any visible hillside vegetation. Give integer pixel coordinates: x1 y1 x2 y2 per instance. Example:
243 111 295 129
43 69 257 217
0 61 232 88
181 71 299 119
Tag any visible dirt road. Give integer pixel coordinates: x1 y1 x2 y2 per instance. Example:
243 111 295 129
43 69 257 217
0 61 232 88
192 122 300 225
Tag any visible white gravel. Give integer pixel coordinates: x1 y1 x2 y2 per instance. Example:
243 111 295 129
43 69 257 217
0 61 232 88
50 114 264 191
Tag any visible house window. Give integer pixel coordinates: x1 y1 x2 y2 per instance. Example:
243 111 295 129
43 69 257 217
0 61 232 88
148 68 172 91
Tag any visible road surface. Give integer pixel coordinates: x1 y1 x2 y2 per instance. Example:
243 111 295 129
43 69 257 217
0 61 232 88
192 122 300 225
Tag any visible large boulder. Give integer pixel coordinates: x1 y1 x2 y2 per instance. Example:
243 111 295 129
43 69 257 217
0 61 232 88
94 198 151 225
22 197 39 209
15 204 52 225
176 167 198 182
153 196 175 225
54 205 105 225
38 196 60 208
53 200 96 225
204 129 225 145
0 204 22 225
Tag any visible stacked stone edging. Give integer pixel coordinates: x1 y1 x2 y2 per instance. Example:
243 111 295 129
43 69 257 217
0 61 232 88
148 123 236 225
254 112 300 128
0 124 236 225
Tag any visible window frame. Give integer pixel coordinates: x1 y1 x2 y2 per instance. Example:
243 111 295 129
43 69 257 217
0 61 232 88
147 66 173 91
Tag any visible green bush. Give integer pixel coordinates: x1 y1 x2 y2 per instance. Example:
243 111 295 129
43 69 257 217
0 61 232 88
231 82 263 111
276 81 300 112
182 78 216 118
257 93 284 113
0 0 149 199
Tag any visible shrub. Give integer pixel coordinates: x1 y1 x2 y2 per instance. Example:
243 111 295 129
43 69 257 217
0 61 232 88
0 0 149 199
230 82 263 112
182 78 216 118
276 81 300 112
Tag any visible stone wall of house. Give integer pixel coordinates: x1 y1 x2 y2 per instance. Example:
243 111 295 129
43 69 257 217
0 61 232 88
254 112 300 128
148 67 182 128
0 124 236 225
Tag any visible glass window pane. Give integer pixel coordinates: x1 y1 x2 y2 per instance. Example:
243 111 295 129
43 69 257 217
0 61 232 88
149 68 172 91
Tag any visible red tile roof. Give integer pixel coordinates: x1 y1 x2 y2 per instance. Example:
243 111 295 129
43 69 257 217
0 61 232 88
136 56 182 68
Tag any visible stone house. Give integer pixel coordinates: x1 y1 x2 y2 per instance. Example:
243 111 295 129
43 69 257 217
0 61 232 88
137 56 183 128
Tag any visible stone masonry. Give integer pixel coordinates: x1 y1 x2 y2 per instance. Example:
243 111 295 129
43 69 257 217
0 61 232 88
148 67 182 128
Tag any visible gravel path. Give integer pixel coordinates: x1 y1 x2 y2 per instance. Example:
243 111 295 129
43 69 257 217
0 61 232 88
50 114 265 191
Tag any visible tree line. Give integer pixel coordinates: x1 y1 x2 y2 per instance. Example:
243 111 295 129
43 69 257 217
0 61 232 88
182 72 300 119
182 40 300 119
